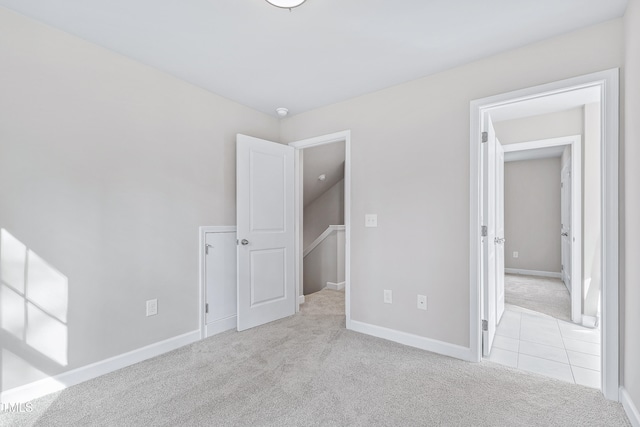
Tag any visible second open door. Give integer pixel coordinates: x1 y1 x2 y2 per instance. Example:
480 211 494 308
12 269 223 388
236 134 296 331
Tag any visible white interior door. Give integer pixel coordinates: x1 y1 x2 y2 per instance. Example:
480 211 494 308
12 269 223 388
237 134 295 331
495 140 505 323
482 118 497 357
205 231 237 336
561 161 572 293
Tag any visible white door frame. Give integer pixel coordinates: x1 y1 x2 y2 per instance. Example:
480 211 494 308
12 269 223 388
469 69 619 401
501 135 582 323
198 225 237 340
289 130 351 327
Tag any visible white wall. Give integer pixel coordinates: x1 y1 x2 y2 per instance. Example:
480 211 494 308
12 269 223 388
303 179 344 249
624 0 640 415
0 8 279 391
303 233 338 295
503 158 561 273
280 19 623 347
493 108 584 144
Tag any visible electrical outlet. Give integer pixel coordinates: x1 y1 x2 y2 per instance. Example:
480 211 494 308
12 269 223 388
146 299 158 316
417 295 427 310
383 290 392 304
365 214 378 228
513 251 519 258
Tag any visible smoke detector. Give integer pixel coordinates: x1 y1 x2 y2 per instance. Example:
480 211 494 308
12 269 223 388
276 107 289 118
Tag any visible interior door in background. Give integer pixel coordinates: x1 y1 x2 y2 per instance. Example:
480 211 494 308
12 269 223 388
495 140 505 323
236 134 295 331
561 161 572 293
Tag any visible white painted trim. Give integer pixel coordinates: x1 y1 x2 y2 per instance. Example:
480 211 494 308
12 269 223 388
0 330 200 404
621 387 640 427
298 295 305 304
326 281 345 291
350 320 474 362
289 131 350 149
199 226 237 339
581 315 598 329
502 135 580 152
205 316 236 338
303 225 345 257
289 130 351 329
504 268 562 279
470 69 619 400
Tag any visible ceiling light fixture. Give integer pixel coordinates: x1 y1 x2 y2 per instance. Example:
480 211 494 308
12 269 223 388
318 174 326 182
265 0 306 10
275 107 289 117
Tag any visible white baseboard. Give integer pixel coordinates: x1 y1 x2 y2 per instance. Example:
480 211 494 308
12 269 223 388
504 268 562 279
621 387 640 427
0 330 200 404
581 315 599 328
298 295 305 304
349 320 474 362
326 281 345 291
205 316 236 337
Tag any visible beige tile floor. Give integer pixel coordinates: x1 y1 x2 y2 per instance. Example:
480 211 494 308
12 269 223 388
485 303 601 389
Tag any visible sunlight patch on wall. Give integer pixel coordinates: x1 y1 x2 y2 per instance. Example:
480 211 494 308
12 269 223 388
1 349 48 392
0 229 69 368
0 285 25 339
0 229 26 294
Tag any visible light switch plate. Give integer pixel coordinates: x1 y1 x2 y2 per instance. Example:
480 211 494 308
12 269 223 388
513 251 519 258
365 214 378 227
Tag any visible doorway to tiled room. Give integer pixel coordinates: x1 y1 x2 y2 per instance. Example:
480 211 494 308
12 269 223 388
474 78 610 392
488 274 601 388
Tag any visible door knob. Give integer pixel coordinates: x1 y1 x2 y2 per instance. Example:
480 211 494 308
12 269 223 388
494 237 505 244
241 239 249 245
561 232 569 237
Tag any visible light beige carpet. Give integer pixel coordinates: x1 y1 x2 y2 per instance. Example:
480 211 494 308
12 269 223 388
1 289 629 426
505 274 572 321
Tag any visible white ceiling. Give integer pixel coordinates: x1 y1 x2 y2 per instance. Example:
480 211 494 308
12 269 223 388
0 0 627 117
303 142 344 207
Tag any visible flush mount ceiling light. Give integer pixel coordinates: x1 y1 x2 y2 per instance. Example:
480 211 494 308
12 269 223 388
265 0 307 10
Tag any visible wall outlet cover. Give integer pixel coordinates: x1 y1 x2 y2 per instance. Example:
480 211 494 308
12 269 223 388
417 295 427 310
365 214 378 228
146 299 158 316
383 289 392 304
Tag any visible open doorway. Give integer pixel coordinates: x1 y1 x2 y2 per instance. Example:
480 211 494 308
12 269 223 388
470 69 619 401
299 141 345 296
289 131 351 324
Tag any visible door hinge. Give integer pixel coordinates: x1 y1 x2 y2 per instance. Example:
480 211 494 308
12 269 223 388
205 303 209 314
236 239 239 246
481 225 488 237
482 319 488 331
482 132 488 143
